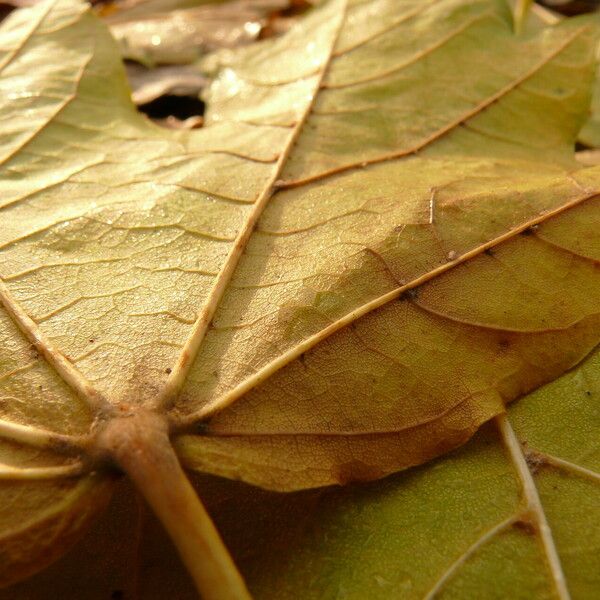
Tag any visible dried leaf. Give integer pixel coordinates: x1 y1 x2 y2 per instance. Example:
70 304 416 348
3 348 598 598
126 62 208 105
0 0 598 595
105 0 291 66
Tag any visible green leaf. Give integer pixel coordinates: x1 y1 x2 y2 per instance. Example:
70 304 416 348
215 348 600 599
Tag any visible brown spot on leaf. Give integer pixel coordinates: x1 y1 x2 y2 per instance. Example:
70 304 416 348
520 224 539 236
497 338 511 351
400 287 420 301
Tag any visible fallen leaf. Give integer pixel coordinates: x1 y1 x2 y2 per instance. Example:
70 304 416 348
126 62 208 105
0 0 598 596
577 148 600 163
104 0 291 66
3 347 598 599
207 347 600 599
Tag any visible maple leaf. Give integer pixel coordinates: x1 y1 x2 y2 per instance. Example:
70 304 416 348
0 0 598 598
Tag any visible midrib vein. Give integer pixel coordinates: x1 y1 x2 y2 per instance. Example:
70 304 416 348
497 414 571 600
0 278 111 413
154 0 349 410
178 187 598 426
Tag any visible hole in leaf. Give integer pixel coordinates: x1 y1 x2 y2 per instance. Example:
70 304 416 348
575 141 592 152
138 95 205 121
0 4 14 22
537 0 600 16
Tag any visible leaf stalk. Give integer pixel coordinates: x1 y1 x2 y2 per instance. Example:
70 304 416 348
97 409 251 600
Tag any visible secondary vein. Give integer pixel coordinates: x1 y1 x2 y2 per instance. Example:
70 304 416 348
0 461 82 480
0 417 86 451
0 278 112 414
423 515 516 600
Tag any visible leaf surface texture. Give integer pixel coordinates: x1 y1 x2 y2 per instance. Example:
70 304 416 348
0 0 598 588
